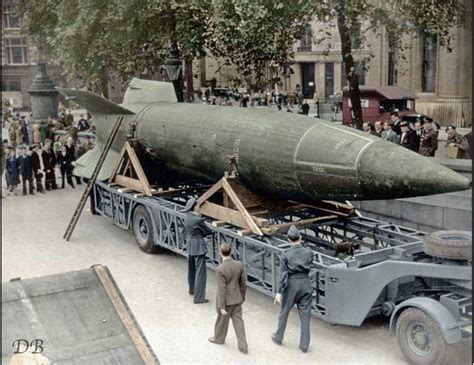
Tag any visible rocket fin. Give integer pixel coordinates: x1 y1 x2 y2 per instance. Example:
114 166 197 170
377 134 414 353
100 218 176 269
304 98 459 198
74 145 120 180
122 78 177 105
56 88 135 115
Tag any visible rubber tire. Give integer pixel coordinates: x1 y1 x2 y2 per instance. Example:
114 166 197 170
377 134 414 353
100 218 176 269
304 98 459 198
132 205 159 254
396 308 453 365
422 230 472 260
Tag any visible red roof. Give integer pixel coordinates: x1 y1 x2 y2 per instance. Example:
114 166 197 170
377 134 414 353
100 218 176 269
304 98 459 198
342 86 417 100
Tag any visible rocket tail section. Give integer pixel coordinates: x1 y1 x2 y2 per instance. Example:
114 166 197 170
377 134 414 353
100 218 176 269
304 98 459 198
56 88 135 116
56 88 134 180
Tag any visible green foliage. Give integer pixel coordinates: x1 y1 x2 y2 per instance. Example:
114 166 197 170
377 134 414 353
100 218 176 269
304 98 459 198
17 0 211 96
205 0 315 82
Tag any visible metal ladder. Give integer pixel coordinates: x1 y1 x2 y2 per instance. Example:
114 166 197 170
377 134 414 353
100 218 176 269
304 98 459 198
63 115 125 241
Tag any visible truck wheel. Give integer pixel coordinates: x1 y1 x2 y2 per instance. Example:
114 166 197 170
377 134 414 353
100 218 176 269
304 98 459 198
132 206 158 254
396 307 453 365
423 230 472 260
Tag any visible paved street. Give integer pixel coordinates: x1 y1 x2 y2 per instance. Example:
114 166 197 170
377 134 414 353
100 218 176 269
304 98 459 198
2 185 471 364
0 186 409 364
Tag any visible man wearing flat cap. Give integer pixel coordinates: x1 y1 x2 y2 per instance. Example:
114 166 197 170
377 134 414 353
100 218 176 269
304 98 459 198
272 224 313 353
183 197 213 304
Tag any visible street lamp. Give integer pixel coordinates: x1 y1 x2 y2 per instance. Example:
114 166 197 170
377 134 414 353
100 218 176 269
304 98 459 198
164 43 184 102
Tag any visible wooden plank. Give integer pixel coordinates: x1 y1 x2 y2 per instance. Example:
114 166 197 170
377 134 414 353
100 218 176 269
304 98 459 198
114 175 146 193
93 265 158 365
222 178 263 235
195 178 224 207
262 215 339 235
109 143 127 181
211 221 227 227
198 202 249 229
125 142 153 196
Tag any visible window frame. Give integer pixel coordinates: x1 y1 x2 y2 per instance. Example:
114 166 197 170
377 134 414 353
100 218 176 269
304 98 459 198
4 37 29 65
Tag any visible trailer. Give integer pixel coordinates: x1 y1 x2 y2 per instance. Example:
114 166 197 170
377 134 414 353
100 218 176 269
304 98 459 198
90 178 471 365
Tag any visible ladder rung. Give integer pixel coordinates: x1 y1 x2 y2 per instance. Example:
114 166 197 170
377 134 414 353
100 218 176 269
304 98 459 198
64 115 125 241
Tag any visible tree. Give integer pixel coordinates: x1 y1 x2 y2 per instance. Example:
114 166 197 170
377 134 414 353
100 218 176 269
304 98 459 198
309 0 470 129
18 0 210 99
205 0 315 89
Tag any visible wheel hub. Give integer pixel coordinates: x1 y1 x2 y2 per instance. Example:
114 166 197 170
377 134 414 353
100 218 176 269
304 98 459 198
407 321 432 356
138 218 148 239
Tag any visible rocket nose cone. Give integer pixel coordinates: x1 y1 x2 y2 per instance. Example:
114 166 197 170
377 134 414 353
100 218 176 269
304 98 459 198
357 141 471 200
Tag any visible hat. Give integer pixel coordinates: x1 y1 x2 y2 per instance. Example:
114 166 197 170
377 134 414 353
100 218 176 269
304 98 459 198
287 225 301 241
446 125 456 132
183 197 197 212
400 121 409 127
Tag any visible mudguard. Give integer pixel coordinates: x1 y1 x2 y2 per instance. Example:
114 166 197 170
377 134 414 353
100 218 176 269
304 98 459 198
389 297 463 344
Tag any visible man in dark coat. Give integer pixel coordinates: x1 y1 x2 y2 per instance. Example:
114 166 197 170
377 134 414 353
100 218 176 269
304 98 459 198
5 149 20 195
30 145 45 193
419 119 438 157
56 144 75 188
390 112 402 135
77 114 90 131
18 146 34 195
301 101 310 116
208 243 248 354
42 140 58 190
399 122 418 152
272 225 313 353
183 198 213 304
65 136 82 185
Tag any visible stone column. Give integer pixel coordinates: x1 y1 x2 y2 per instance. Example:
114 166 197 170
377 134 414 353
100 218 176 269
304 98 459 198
27 61 59 121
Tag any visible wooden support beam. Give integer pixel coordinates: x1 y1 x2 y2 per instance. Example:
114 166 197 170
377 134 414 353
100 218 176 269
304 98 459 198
261 215 339 235
222 178 263 235
114 175 147 193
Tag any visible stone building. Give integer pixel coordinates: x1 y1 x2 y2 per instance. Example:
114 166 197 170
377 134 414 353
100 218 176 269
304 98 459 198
1 1 39 109
287 20 472 127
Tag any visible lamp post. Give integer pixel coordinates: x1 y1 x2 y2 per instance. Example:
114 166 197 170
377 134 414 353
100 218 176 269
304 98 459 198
164 44 184 103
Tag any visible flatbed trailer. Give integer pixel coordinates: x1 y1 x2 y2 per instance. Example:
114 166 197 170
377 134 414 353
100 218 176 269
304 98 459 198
92 180 471 364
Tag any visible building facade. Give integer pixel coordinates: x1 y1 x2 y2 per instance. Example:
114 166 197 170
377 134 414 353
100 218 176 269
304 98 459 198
1 0 39 109
287 20 472 127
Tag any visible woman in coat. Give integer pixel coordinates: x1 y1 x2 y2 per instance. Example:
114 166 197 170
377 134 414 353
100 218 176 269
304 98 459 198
5 149 20 195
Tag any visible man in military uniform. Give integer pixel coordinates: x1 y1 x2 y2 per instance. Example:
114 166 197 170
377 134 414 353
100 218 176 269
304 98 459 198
445 125 470 159
419 119 438 156
183 198 213 304
272 225 313 353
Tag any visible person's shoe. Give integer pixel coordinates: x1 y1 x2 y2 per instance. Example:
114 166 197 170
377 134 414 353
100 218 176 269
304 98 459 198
299 346 308 353
239 348 248 354
194 299 209 304
188 289 194 295
41 190 46 194
208 337 223 345
271 333 282 345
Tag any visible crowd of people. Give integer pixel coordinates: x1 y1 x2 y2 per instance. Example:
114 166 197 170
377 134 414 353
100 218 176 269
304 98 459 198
362 112 470 159
2 105 95 197
196 87 312 115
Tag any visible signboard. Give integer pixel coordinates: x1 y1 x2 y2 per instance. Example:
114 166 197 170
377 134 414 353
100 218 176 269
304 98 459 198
347 98 369 108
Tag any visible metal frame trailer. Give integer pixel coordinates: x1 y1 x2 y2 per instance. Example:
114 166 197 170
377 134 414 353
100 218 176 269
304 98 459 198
93 180 471 363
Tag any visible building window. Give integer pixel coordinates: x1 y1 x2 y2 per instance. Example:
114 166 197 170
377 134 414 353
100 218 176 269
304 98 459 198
2 80 22 91
422 32 437 92
297 24 312 52
388 38 397 85
3 6 21 29
5 38 28 65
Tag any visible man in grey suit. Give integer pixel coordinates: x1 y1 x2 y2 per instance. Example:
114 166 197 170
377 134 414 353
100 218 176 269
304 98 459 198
208 243 248 354
272 225 313 353
183 198 213 304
